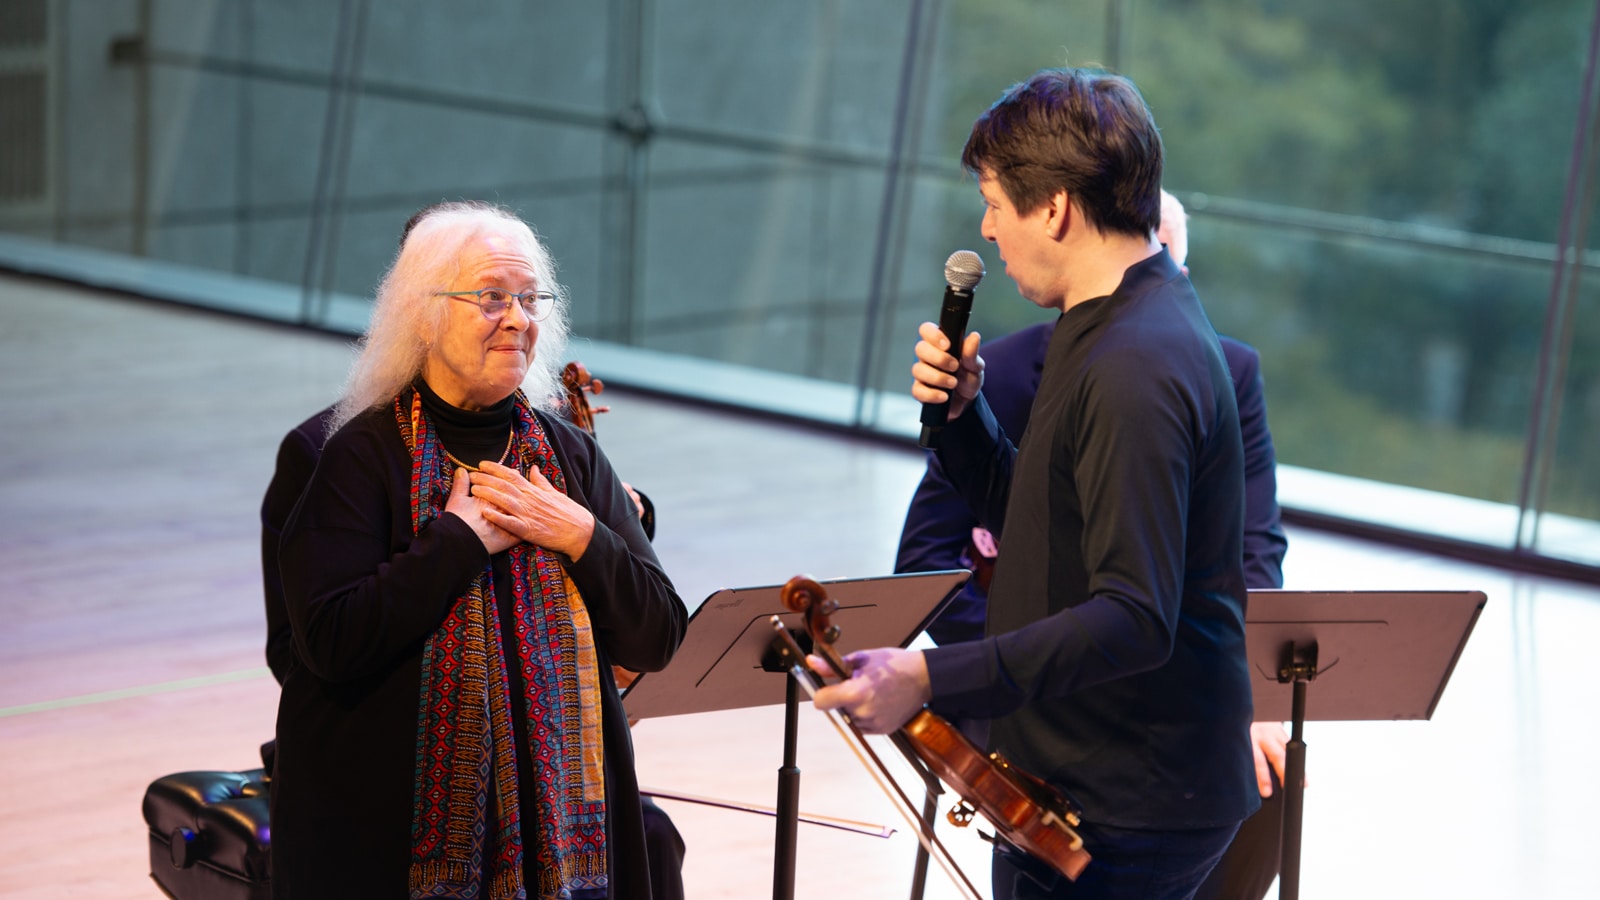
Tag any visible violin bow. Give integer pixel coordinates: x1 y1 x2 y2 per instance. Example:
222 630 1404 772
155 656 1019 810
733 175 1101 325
637 785 895 839
768 618 986 900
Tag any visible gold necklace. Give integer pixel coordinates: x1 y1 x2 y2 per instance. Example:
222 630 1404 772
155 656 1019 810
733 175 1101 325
442 428 515 472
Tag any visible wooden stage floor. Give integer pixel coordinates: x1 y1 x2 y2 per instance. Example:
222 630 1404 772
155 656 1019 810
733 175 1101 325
2 275 1597 898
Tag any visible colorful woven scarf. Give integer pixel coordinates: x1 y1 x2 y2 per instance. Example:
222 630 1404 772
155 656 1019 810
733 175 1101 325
399 387 608 900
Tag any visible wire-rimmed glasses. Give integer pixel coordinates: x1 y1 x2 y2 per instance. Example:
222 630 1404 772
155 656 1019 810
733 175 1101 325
436 288 556 322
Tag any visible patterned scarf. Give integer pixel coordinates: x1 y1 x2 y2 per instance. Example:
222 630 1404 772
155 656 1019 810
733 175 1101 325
399 387 608 900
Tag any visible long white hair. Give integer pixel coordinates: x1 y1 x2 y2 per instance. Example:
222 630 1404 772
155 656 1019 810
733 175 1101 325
331 202 570 432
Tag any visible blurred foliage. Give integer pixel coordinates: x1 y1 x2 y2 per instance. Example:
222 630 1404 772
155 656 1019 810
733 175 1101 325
921 0 1600 521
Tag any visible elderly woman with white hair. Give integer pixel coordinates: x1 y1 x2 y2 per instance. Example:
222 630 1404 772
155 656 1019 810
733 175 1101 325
272 201 685 899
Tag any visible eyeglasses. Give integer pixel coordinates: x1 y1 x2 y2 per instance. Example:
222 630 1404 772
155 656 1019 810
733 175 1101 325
436 288 556 322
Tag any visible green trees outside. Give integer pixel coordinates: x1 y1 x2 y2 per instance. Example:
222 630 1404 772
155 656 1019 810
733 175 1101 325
929 0 1599 518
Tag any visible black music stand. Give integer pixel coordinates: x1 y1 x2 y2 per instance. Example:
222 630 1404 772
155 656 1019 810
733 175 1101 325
623 570 969 900
1245 589 1486 900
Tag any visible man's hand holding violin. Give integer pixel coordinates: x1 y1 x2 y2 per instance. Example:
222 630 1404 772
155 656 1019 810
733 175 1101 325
809 647 933 735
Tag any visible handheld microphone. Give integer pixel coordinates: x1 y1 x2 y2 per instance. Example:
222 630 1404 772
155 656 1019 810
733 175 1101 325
919 250 986 448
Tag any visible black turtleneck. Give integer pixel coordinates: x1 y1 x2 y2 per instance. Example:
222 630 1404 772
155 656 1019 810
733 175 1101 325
413 377 516 469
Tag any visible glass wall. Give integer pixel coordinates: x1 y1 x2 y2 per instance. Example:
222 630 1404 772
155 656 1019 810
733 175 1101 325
1 0 1596 574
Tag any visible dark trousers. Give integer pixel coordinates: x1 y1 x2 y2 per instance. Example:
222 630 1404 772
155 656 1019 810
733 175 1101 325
993 820 1241 900
641 798 687 900
1194 768 1284 900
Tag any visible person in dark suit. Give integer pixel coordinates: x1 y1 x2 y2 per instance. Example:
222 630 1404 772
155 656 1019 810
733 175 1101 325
895 189 1291 900
260 407 333 687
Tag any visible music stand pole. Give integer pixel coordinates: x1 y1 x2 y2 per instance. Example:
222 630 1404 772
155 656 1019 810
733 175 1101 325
1277 642 1316 900
899 735 953 900
767 649 804 900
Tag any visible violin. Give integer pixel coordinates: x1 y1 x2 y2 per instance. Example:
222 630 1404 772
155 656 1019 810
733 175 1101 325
559 361 609 434
779 574 1091 883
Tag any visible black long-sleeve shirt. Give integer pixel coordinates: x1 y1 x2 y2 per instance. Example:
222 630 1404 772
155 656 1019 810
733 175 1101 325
922 252 1260 830
895 323 1287 645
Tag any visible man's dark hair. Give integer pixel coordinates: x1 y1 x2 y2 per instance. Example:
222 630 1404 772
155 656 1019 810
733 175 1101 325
961 68 1163 238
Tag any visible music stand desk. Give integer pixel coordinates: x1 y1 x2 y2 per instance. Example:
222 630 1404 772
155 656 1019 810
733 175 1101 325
1246 588 1486 900
623 570 969 900
623 570 967 721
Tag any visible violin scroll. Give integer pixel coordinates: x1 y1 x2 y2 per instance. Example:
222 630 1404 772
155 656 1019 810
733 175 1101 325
780 574 841 647
560 361 610 434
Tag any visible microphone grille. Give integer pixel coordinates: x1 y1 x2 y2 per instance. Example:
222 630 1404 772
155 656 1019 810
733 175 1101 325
944 250 985 291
